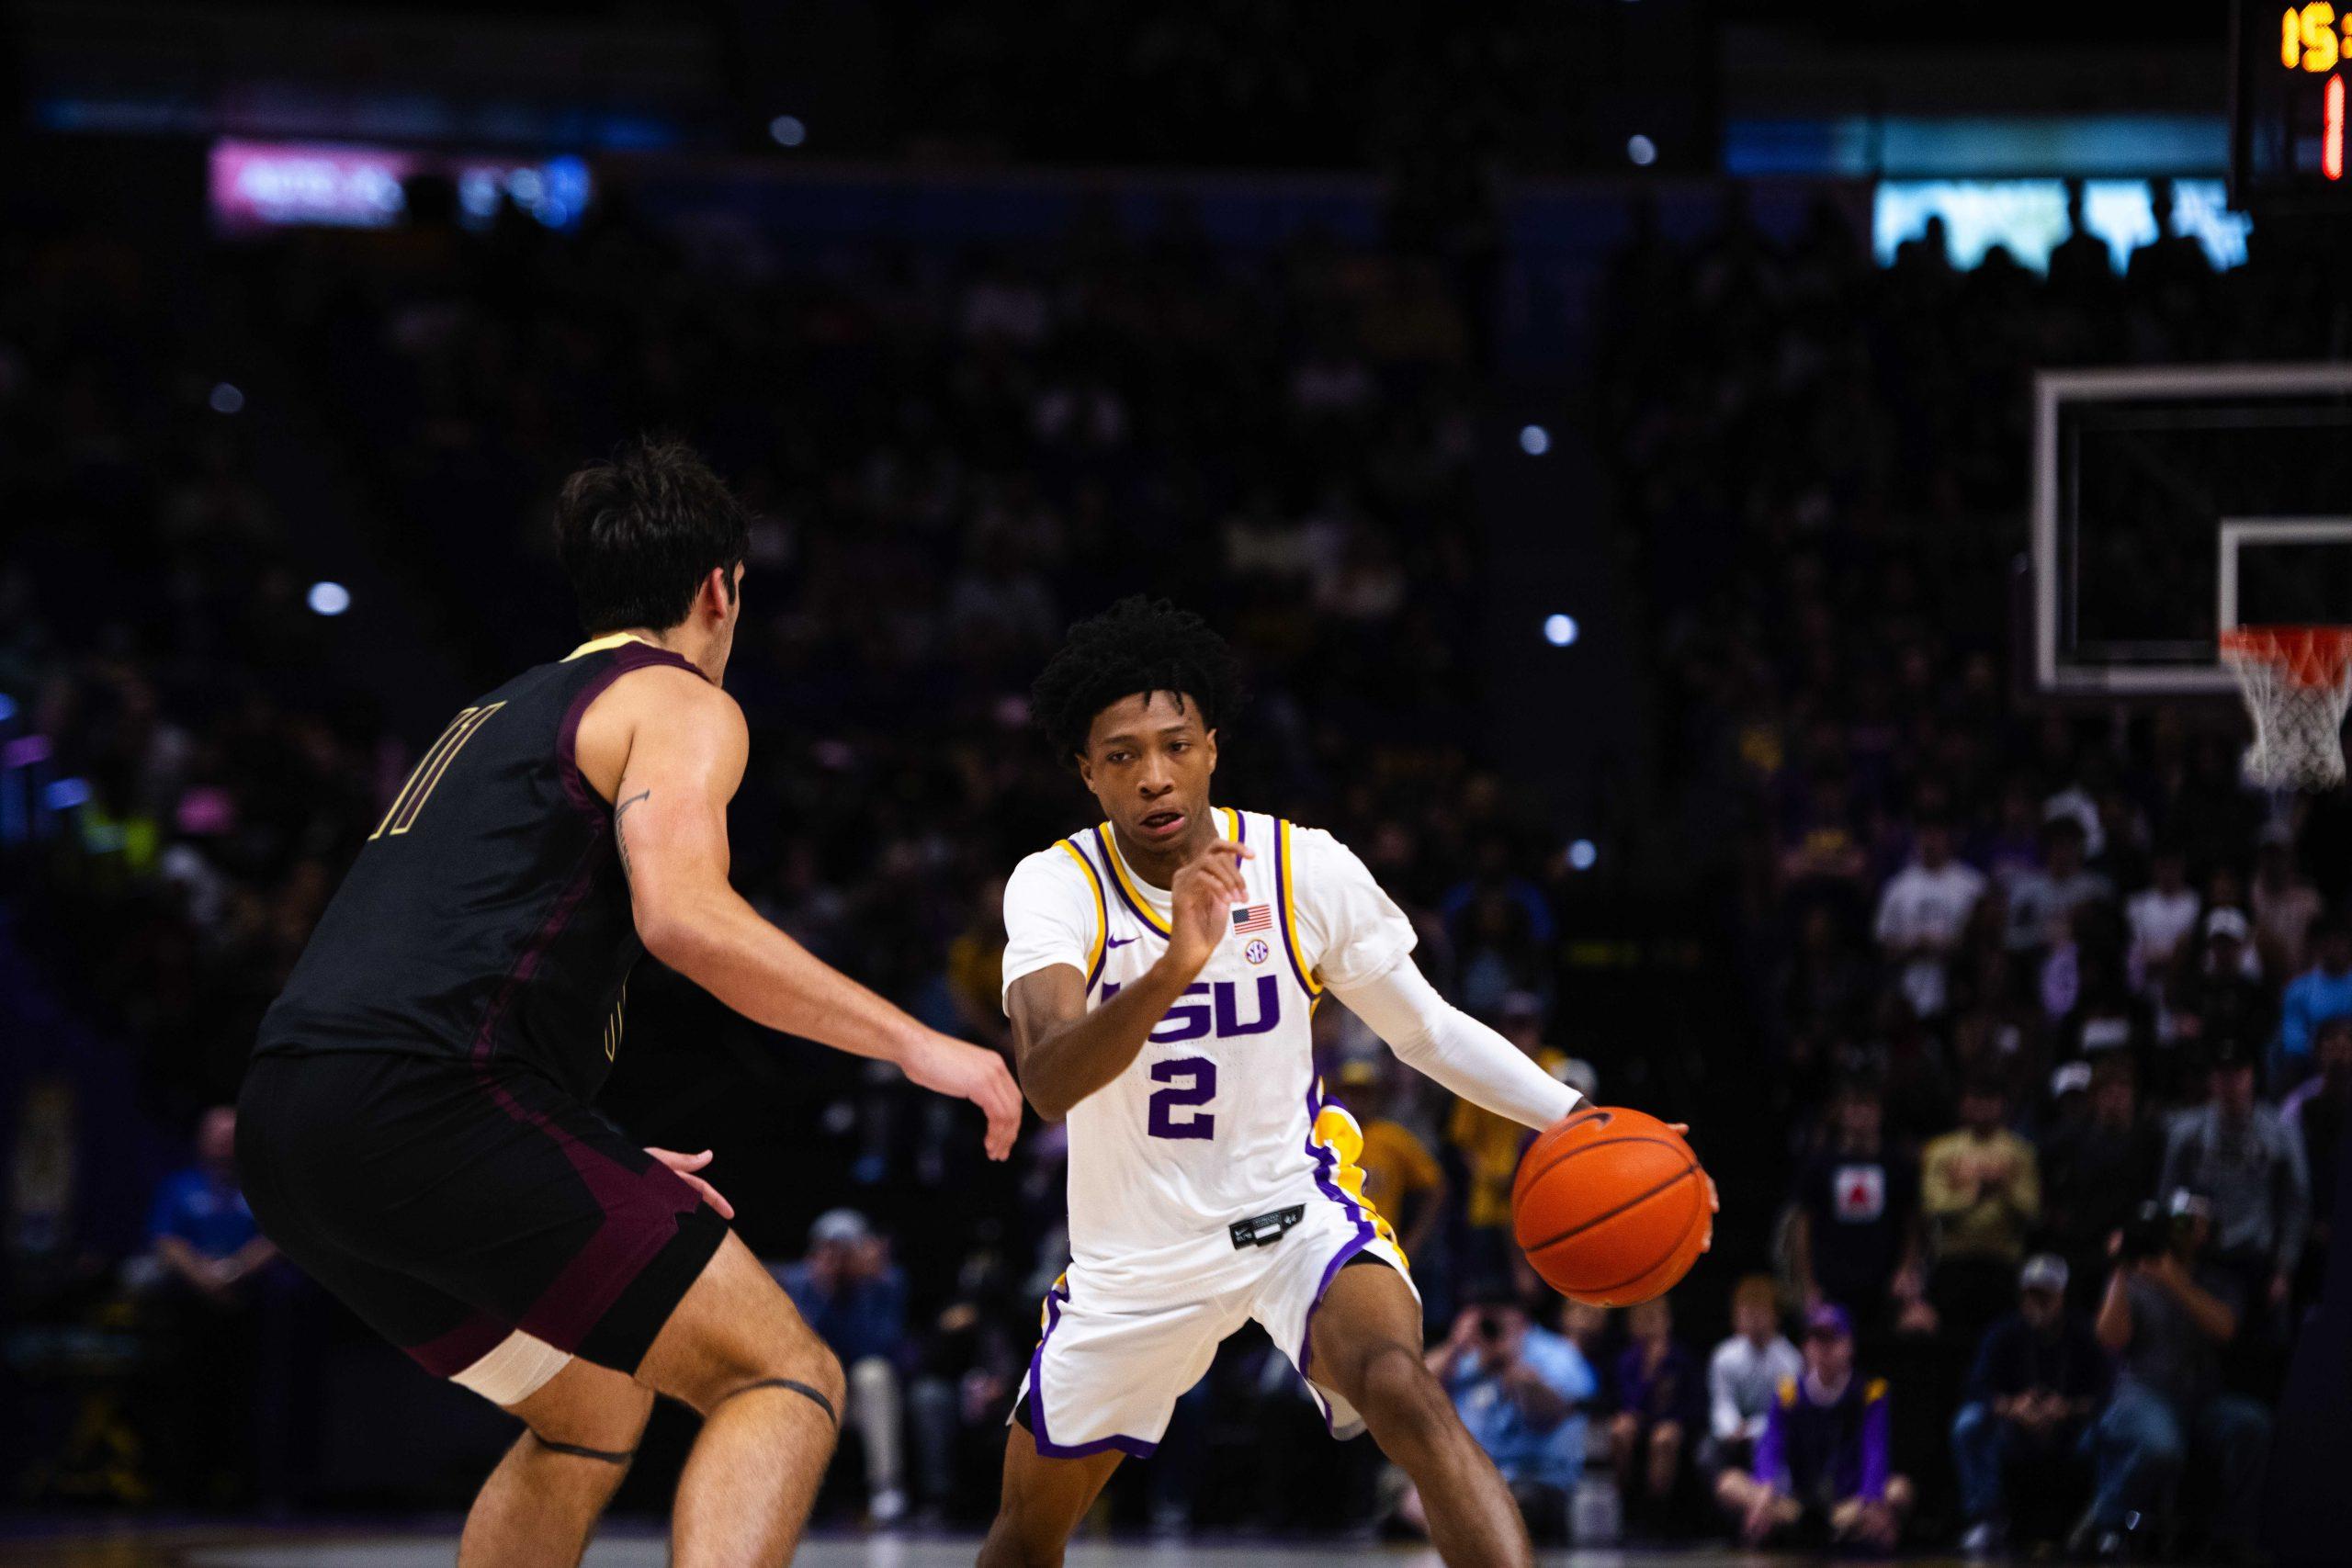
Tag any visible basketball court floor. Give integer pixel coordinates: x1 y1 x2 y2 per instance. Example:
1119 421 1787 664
0 1526 1984 1567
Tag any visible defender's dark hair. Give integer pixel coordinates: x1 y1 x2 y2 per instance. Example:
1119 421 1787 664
553 438 749 636
1031 597 1244 762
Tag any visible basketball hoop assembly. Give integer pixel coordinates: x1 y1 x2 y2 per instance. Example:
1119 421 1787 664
2219 626 2352 790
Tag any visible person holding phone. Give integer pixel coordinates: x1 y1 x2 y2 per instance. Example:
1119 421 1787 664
1406 1283 1600 1546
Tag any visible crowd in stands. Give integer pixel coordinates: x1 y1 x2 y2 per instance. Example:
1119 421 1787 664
6 163 2348 1562
1593 183 2347 1559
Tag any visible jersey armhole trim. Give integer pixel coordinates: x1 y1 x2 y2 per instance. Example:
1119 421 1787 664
557 645 707 821
1274 819 1324 998
1057 839 1109 990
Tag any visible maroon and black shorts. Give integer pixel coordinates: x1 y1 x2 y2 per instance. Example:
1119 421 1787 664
236 1048 727 1385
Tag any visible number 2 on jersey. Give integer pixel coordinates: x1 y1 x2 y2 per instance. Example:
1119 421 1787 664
371 703 505 839
1148 1056 1216 1140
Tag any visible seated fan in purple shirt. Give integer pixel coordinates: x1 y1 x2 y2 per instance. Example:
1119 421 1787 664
1711 1303 1913 1551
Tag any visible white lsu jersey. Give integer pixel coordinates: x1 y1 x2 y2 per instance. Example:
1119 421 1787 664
1001 807 1416 1300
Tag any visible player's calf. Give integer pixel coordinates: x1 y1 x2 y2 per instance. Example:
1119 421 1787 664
1345 1340 1459 1457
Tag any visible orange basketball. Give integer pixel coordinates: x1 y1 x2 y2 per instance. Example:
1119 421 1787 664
1511 1105 1713 1306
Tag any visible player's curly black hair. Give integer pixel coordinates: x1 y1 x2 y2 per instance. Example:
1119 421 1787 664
1031 597 1245 762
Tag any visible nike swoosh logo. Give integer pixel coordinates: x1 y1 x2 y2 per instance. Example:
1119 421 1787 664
1106 936 1136 949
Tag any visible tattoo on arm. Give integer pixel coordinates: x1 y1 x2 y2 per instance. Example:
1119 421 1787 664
614 788 650 880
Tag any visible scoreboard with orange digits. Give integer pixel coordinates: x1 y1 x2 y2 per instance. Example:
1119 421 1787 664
2235 0 2352 206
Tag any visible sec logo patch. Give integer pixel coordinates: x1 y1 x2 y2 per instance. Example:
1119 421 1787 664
1244 938 1270 965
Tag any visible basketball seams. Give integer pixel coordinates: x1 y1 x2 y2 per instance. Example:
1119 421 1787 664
1520 1161 1701 1254
1510 1106 1710 1306
1539 1179 1708 1299
1513 1134 1694 1205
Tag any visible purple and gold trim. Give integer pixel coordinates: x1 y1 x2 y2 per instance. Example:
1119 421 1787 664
1093 823 1169 938
1297 1074 1377 1436
1057 838 1110 990
1272 819 1323 998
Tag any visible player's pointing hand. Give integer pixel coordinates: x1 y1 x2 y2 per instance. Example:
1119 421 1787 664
900 1029 1024 1160
1168 838 1254 975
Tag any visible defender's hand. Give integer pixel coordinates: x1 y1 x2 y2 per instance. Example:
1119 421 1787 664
901 1031 1023 1160
649 1147 736 1220
1166 840 1253 976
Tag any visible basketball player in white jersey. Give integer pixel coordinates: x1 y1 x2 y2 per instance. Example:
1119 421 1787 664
980 599 1669 1568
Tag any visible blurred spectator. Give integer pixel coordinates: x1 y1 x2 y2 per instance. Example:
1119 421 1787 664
2250 827 2321 978
1333 1059 1449 1261
1608 1295 1705 1533
2083 1195 2271 1562
2041 1057 2165 1305
139 1106 274 1506
2006 817 2111 954
1950 1254 2106 1555
907 1247 1025 1524
775 1210 911 1524
2275 916 2352 1086
2176 907 2270 1060
1873 814 1984 1019
1412 1283 1596 1547
2282 1015 2351 1290
1789 1080 1931 1334
1920 1078 2041 1342
145 1107 273 1306
1713 1303 1910 1551
2125 846 2199 996
2160 1038 2310 1325
1705 1274 1803 1475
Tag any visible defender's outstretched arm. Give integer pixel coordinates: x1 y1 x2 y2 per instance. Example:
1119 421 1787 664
596 666 1022 1158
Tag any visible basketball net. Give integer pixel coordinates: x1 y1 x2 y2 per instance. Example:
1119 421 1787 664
2220 626 2352 791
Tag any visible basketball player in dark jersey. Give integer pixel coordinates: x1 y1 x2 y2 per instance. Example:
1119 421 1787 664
236 439 1022 1565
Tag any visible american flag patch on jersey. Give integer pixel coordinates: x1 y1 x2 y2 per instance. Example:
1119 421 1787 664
1231 904 1273 934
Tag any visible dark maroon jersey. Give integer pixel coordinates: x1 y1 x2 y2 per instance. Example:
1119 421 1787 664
255 637 698 1102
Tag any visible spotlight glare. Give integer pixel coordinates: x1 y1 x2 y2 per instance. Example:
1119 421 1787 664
769 115 808 148
1627 134 1658 166
1519 424 1551 456
1568 839 1599 871
209 382 245 414
1543 614 1580 647
307 581 352 616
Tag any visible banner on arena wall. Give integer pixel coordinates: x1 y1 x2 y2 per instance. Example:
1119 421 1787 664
209 140 590 235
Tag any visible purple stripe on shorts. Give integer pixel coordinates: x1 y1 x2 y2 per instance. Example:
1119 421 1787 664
1022 1277 1160 1461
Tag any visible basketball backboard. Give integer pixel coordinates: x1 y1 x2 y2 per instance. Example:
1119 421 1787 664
2031 363 2352 696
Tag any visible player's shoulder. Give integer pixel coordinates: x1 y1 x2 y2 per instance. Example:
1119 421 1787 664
1008 831 1108 897
1262 815 1370 876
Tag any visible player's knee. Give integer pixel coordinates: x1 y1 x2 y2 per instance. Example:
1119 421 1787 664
674 1316 844 1421
516 1368 655 1463
1354 1342 1452 1434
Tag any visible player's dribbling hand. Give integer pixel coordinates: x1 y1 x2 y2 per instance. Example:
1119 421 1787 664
648 1147 736 1220
1167 839 1253 976
901 1030 1024 1161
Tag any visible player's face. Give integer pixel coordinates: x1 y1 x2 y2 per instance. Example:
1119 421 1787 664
1077 691 1217 853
